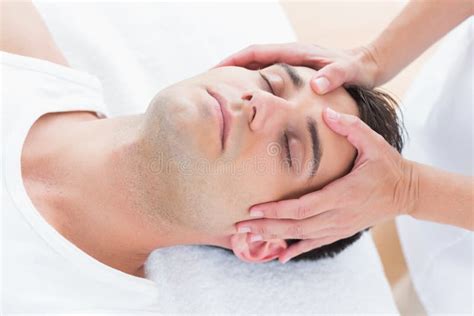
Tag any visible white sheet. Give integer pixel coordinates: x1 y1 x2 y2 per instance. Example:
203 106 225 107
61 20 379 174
34 1 398 313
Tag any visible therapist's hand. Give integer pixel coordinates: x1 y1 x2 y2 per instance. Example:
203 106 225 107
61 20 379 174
216 43 380 94
236 107 417 263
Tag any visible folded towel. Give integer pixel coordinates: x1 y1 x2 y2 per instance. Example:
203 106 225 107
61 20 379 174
146 233 397 313
35 2 398 313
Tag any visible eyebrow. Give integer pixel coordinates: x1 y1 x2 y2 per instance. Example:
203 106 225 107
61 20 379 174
277 63 304 89
307 117 322 178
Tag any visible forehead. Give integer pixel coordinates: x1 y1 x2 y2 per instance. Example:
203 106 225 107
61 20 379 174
290 65 359 117
288 66 359 189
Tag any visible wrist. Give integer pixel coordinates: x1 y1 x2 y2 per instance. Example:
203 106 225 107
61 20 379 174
353 44 381 89
399 159 420 217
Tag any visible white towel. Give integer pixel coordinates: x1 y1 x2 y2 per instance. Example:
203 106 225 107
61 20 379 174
35 2 398 313
146 233 397 313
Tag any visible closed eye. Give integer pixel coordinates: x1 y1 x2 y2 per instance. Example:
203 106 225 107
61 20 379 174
283 131 292 168
259 72 275 95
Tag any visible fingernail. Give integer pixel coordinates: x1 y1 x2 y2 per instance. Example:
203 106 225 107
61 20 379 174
238 226 251 233
280 257 290 264
250 209 264 218
326 107 340 121
314 77 329 93
250 234 263 242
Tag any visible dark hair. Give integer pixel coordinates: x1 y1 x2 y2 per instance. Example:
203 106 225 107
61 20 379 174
287 86 405 261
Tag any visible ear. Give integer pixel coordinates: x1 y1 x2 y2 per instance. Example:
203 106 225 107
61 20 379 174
230 233 287 263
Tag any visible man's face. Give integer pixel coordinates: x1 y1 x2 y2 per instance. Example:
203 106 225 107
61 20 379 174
147 64 358 235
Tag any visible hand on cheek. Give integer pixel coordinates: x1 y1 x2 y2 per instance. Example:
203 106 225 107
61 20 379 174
235 107 410 263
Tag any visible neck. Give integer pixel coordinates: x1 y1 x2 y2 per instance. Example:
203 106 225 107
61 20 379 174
22 111 215 277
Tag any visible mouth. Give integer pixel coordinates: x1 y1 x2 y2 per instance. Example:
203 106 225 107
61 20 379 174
207 88 231 151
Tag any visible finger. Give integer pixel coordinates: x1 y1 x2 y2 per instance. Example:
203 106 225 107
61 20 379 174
215 43 318 68
236 219 312 240
323 107 382 158
236 215 338 241
249 186 341 220
214 59 265 70
310 63 347 95
246 61 265 70
215 44 285 68
279 235 340 263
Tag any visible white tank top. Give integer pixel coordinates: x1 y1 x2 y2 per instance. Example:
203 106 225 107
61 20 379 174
1 51 161 313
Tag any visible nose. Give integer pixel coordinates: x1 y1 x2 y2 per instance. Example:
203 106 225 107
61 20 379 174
241 90 293 132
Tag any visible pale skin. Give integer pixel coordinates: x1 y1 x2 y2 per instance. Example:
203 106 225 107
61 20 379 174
4 0 375 276
218 0 474 262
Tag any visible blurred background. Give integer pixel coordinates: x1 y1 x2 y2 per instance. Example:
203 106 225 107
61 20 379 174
280 1 441 314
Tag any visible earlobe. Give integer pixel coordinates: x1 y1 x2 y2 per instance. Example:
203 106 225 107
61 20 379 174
230 233 287 263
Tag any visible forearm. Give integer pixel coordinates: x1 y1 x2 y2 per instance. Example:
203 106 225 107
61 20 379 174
407 161 473 231
0 0 68 66
368 0 473 86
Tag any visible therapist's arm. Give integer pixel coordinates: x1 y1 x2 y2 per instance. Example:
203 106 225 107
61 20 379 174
0 0 69 66
217 0 473 94
369 0 473 86
411 162 473 229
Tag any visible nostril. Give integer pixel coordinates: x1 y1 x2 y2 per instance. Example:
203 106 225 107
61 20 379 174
242 92 253 101
242 92 258 125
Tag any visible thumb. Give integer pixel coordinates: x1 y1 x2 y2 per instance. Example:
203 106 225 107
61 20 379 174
310 64 347 94
323 107 381 157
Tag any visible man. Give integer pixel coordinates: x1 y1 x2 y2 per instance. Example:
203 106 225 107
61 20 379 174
1 0 403 313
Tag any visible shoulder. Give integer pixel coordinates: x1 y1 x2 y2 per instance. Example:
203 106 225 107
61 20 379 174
0 0 69 67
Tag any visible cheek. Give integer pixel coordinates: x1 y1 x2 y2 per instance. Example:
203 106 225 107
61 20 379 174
192 145 300 229
158 86 221 159
228 146 295 204
165 136 292 228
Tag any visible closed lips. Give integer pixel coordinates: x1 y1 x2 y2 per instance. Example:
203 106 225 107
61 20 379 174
207 88 231 151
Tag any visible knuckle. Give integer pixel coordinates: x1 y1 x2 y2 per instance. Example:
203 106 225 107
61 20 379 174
287 224 306 239
296 204 310 219
268 233 279 240
347 116 361 129
269 204 281 218
256 225 267 236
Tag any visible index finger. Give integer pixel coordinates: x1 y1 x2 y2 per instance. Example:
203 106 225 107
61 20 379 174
215 43 314 68
249 185 341 220
215 44 285 68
